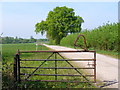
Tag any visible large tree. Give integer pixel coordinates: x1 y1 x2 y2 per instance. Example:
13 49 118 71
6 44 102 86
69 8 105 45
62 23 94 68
35 6 84 44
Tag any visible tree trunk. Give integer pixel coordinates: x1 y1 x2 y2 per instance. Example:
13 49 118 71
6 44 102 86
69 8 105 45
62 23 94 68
55 37 61 45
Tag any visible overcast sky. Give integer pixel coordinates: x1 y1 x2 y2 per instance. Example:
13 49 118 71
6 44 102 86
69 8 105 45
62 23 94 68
0 1 118 39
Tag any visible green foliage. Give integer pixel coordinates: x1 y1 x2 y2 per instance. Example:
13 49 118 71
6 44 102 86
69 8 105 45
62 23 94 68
60 22 119 52
35 6 84 45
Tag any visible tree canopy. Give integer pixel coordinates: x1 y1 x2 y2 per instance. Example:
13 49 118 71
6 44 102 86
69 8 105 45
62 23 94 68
35 6 84 44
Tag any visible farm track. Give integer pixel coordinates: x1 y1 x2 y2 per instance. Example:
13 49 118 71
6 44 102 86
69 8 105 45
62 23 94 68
43 44 119 88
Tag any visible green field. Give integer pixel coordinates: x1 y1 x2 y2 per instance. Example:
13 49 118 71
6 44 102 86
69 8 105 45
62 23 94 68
2 43 95 88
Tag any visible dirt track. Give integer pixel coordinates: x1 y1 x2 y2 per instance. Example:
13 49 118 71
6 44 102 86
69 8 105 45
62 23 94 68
43 44 119 88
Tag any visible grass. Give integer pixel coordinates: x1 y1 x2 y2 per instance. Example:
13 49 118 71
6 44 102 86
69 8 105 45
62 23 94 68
2 43 49 89
87 48 119 59
2 43 96 88
95 50 119 59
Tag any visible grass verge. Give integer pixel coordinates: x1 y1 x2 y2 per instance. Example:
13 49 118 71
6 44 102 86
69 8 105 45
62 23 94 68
59 44 119 59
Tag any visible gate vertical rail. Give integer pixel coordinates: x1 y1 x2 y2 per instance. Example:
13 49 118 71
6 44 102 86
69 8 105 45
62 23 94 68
55 52 57 80
94 51 96 83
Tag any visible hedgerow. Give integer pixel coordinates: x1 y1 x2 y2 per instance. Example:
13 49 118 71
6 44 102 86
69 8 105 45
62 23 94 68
60 22 119 52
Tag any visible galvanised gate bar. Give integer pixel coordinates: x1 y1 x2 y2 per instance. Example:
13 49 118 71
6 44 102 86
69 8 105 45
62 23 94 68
14 50 96 84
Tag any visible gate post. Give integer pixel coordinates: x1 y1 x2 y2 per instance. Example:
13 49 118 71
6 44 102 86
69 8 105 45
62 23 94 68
16 53 21 83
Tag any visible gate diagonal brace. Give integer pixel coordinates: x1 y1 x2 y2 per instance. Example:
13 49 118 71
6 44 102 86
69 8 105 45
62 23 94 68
25 53 54 80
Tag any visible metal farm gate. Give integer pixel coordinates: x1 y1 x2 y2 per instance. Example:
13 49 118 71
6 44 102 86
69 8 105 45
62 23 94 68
14 50 96 83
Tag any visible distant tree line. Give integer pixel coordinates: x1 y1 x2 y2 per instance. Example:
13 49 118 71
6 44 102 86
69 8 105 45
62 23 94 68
0 36 48 44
